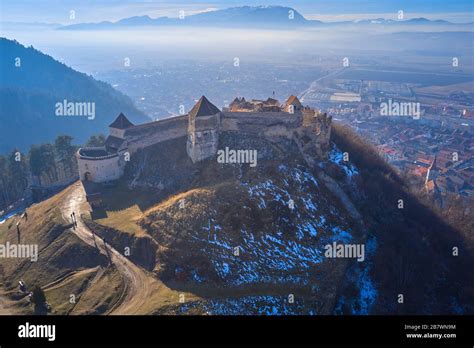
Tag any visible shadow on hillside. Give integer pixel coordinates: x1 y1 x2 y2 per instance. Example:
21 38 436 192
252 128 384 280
90 209 108 220
331 123 474 314
81 175 161 214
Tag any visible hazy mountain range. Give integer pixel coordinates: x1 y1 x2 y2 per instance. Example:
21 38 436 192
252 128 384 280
57 6 473 30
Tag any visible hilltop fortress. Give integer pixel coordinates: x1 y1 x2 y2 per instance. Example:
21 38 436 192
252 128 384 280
76 95 332 183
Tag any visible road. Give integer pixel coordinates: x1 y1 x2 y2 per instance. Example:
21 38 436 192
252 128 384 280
299 68 345 102
61 183 167 315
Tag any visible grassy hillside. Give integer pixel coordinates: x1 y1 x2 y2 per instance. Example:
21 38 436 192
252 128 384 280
0 185 124 314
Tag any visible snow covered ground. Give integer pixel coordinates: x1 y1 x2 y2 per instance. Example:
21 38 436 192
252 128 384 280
175 150 378 314
334 235 378 315
326 145 359 179
179 295 316 315
187 163 363 289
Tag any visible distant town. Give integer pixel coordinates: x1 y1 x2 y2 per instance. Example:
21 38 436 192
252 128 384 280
304 75 473 204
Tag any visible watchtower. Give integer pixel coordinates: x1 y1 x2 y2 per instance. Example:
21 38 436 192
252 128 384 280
186 96 221 163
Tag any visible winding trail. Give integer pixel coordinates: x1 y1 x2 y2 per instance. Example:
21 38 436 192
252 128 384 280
61 183 178 315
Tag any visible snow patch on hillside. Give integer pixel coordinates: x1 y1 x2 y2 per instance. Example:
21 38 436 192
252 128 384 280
178 295 316 315
194 226 323 285
188 165 356 286
325 145 359 178
334 235 378 315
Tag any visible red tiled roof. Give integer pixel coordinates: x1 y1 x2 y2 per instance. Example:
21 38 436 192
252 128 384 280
426 180 435 192
286 95 302 107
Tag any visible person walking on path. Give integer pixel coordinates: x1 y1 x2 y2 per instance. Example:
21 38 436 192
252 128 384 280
72 212 77 228
70 213 75 229
102 237 112 265
16 223 21 243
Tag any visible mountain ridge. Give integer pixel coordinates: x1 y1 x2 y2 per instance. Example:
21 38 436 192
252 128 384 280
0 38 149 153
57 6 471 30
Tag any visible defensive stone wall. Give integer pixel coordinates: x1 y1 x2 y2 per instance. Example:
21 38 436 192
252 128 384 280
125 115 188 153
221 111 303 135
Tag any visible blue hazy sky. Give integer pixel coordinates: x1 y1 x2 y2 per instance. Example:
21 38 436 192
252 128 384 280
1 0 473 24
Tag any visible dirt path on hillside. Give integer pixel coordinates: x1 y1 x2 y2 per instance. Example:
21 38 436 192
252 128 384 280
0 292 12 314
61 183 184 315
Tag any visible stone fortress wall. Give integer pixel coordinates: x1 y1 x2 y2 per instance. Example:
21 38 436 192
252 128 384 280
76 95 332 183
125 115 188 154
222 111 303 132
